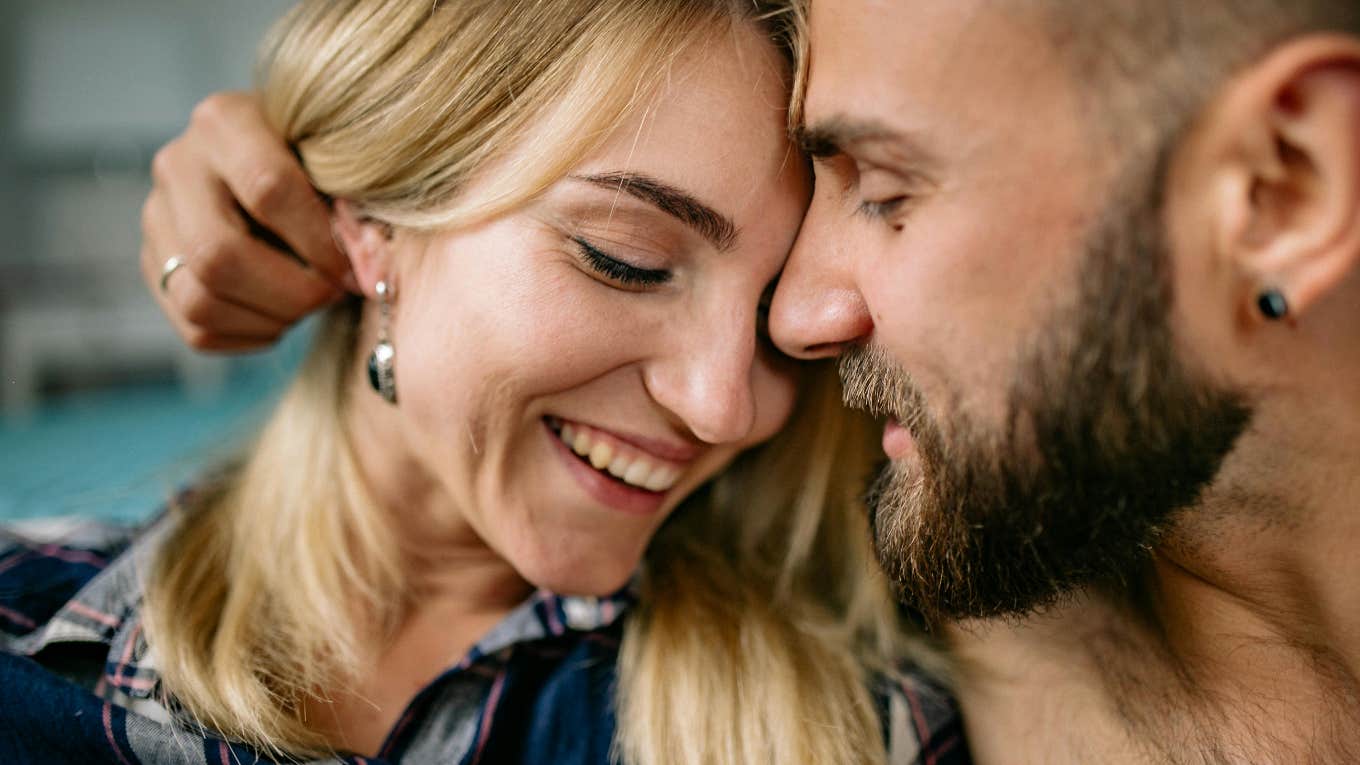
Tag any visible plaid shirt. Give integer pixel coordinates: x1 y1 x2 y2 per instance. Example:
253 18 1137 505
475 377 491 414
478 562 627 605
0 517 968 764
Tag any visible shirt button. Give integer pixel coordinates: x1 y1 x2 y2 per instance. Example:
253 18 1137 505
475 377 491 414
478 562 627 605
563 597 598 628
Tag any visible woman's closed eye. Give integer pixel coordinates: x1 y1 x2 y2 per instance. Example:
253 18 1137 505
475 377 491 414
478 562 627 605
572 236 672 288
854 194 908 221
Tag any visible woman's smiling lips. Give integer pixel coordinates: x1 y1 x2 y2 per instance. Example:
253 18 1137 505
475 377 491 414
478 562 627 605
544 416 697 515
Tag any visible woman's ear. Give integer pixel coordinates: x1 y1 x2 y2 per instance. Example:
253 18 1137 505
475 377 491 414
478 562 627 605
331 198 394 298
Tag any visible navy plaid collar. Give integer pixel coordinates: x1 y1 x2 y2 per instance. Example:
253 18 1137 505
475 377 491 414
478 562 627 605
6 518 637 717
6 522 165 711
3 519 968 764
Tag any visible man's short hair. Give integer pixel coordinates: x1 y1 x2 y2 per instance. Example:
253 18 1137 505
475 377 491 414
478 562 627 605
1030 1 1360 149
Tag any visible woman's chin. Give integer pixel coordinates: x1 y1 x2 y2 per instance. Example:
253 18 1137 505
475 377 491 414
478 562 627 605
493 513 652 597
513 549 641 598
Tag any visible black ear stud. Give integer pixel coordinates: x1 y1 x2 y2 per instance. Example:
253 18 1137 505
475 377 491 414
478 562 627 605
1257 289 1289 321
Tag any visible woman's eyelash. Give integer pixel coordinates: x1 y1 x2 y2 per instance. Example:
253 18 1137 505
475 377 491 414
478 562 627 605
856 196 909 221
573 237 671 287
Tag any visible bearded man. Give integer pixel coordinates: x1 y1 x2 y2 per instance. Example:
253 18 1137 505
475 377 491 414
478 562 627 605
771 2 1360 762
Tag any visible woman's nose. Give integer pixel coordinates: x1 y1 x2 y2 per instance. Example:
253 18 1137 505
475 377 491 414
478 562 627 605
769 192 874 360
643 310 758 445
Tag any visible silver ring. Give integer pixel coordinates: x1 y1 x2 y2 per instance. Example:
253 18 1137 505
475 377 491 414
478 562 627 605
159 256 185 294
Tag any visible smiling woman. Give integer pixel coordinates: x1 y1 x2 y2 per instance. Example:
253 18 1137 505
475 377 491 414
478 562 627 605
0 1 959 763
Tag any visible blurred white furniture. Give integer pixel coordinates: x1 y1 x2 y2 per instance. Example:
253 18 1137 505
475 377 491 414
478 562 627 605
2 298 227 417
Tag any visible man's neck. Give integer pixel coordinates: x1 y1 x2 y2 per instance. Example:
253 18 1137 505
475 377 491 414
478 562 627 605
951 410 1360 764
1155 400 1360 703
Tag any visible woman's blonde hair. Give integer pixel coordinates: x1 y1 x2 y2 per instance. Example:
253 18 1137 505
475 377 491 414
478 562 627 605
144 1 936 762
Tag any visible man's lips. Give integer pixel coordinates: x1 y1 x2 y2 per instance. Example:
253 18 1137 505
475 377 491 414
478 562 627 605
882 418 918 460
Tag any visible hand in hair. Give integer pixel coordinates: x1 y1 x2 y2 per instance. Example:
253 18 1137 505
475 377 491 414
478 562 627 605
140 91 356 352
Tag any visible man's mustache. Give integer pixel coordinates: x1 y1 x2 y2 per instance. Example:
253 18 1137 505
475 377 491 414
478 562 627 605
838 345 915 423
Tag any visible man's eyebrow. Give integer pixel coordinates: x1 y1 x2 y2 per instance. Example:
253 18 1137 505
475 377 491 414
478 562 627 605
795 116 920 160
571 172 738 252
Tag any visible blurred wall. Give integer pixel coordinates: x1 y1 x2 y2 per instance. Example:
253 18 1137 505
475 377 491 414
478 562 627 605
0 0 293 414
0 1 302 521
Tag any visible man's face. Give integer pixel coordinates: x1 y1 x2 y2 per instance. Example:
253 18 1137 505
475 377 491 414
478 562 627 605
771 0 1250 621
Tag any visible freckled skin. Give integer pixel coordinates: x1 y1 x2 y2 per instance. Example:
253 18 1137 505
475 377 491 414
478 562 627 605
348 24 809 598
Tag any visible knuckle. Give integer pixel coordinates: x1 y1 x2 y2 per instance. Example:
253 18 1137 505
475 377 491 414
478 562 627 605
149 144 178 184
189 239 236 285
139 198 157 237
180 291 219 327
239 166 289 213
190 93 229 128
139 244 158 279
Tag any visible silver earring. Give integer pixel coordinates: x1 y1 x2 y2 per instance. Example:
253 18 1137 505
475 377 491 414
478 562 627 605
367 280 397 404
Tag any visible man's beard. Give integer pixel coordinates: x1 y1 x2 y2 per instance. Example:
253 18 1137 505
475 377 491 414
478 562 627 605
843 156 1253 624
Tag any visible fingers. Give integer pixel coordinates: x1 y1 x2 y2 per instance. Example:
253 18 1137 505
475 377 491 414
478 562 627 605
140 90 356 354
141 189 289 353
155 149 341 320
190 93 356 292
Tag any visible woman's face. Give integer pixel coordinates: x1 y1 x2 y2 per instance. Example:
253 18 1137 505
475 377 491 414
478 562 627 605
356 25 808 595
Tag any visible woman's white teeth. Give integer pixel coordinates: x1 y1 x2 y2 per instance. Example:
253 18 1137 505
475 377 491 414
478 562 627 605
556 421 679 492
644 468 677 492
623 461 651 486
606 457 632 479
589 442 614 469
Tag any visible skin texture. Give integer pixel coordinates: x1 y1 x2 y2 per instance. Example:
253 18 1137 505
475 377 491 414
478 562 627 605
339 25 804 599
771 1 1360 762
310 26 807 755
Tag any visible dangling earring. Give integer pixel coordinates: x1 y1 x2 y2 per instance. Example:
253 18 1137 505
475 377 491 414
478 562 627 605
367 280 398 404
1257 288 1289 321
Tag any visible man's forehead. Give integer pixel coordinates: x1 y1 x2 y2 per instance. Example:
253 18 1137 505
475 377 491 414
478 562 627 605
806 0 995 80
803 0 1071 141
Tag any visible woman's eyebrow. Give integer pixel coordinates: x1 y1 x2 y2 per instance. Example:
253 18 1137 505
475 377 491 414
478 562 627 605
570 172 738 252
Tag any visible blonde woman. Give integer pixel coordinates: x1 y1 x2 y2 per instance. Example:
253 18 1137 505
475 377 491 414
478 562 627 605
0 1 963 762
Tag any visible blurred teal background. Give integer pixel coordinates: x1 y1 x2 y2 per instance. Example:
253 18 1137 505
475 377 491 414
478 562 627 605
0 332 311 523
1 0 300 523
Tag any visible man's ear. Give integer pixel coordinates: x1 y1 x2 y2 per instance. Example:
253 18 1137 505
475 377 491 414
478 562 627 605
331 198 395 298
1209 35 1360 325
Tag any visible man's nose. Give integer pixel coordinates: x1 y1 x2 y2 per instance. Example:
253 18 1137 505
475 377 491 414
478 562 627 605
643 310 759 445
769 191 873 360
